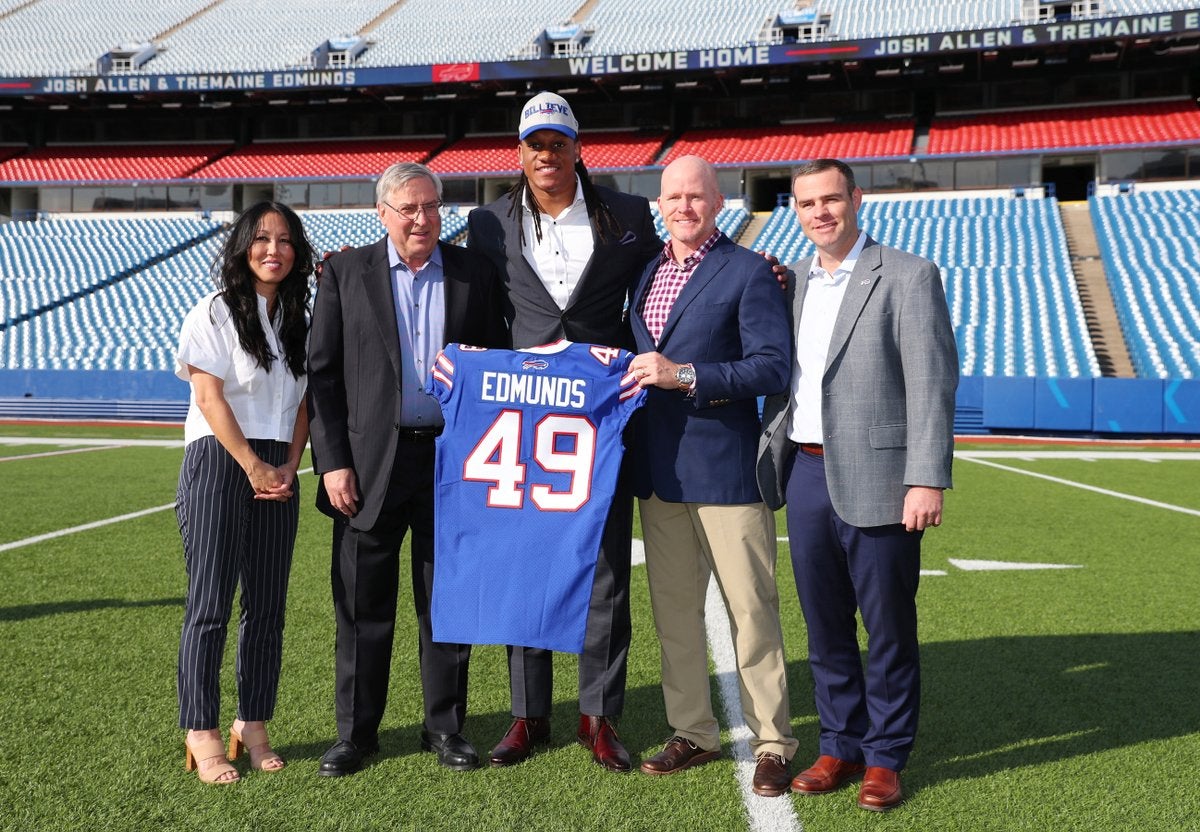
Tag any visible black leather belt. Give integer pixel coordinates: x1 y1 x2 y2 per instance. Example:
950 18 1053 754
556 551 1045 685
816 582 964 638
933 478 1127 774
397 426 443 441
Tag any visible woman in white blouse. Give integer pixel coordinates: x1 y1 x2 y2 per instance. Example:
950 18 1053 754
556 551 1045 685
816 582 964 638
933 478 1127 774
175 202 313 784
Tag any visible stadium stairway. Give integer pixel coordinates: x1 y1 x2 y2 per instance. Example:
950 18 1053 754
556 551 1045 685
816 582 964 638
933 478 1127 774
738 211 773 249
1059 202 1136 378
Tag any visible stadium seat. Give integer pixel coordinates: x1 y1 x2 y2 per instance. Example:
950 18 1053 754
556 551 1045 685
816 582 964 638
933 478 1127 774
750 193 1100 378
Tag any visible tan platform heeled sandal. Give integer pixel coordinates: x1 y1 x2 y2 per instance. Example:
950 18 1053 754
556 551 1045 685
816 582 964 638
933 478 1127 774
229 722 285 772
184 735 240 784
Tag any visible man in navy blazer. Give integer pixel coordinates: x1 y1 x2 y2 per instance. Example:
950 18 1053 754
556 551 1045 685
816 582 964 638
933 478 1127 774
627 155 798 797
756 159 958 811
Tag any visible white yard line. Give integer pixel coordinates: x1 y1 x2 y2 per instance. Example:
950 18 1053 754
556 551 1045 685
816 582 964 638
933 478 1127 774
0 502 178 553
0 437 183 448
0 466 314 553
704 577 804 832
0 444 125 462
958 456 1200 518
957 450 1200 460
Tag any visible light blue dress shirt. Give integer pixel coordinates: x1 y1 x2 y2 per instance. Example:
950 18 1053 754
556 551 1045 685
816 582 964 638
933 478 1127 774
389 239 446 428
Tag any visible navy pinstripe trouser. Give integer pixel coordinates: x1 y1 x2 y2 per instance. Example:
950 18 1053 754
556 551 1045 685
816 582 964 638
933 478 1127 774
176 435 299 730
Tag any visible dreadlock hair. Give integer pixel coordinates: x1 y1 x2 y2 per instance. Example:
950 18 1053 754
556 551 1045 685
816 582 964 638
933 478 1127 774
211 201 313 379
505 157 623 248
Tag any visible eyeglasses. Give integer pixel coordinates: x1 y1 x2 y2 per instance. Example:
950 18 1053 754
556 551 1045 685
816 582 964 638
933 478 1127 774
381 199 443 221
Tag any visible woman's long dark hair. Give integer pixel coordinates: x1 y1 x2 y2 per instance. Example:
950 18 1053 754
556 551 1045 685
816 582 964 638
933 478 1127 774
505 158 622 247
212 201 313 379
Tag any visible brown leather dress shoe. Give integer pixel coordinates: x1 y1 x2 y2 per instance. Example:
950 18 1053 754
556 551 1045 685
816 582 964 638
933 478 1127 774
858 766 903 811
639 736 719 775
488 717 551 767
577 715 632 773
751 752 791 797
790 754 866 794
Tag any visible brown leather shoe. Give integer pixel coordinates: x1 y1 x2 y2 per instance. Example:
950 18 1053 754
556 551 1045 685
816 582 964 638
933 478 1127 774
751 752 791 797
790 754 866 794
639 736 719 775
488 717 551 767
858 766 903 811
577 715 632 773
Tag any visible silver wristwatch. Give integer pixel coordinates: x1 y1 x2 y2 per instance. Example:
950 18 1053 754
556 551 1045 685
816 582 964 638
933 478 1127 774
674 364 696 389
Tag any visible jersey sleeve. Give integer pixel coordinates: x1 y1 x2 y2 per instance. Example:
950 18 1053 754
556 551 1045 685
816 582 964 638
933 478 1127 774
426 343 458 405
614 348 647 422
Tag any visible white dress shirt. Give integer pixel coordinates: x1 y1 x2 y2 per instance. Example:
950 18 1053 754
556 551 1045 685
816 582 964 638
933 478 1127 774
788 230 868 444
176 291 306 446
521 176 593 310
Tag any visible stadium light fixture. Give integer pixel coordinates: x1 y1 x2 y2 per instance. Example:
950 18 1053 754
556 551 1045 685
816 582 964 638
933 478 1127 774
675 81 699 89
496 90 518 96
739 77 764 85
557 87 579 94
619 84 641 91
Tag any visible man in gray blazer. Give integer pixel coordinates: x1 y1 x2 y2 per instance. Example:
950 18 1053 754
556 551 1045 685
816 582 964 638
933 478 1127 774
467 92 662 773
757 159 958 811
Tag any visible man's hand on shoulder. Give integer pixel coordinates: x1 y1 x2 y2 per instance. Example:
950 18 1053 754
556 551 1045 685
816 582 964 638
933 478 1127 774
314 245 354 281
756 250 790 290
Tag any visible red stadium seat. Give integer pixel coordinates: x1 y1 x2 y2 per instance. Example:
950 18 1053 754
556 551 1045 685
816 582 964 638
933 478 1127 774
0 144 232 183
427 131 667 175
190 138 442 180
661 122 915 165
926 100 1200 154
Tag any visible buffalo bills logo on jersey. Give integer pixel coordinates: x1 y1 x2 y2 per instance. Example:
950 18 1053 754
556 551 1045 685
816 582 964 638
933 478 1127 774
522 358 550 370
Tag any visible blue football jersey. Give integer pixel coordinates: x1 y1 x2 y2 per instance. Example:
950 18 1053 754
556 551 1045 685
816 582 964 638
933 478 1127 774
425 340 646 653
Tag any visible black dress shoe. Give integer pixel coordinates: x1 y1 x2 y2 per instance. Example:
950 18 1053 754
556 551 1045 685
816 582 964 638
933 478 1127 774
317 738 379 778
420 731 480 771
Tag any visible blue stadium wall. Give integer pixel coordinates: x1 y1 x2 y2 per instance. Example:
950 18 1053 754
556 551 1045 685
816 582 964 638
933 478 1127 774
0 369 187 420
2 369 1198 435
956 376 1200 436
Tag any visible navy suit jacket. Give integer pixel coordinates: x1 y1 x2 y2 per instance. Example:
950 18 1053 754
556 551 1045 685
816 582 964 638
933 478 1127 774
630 234 791 504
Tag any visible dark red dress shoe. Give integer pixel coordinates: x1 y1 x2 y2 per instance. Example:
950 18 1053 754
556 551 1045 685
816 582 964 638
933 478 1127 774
577 715 632 772
751 752 791 797
790 754 866 794
639 736 719 775
858 766 903 811
488 717 551 767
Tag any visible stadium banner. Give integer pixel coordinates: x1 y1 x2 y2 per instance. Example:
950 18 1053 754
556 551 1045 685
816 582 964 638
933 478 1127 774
2 9 1198 97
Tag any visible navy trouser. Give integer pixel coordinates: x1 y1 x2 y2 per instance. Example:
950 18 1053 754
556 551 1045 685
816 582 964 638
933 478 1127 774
784 446 922 771
176 436 299 730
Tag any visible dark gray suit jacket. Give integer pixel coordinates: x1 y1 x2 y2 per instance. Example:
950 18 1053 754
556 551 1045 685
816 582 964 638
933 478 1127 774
307 238 509 530
756 236 959 527
467 184 660 350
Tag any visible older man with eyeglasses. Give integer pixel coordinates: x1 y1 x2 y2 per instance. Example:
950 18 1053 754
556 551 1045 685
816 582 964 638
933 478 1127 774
308 161 510 777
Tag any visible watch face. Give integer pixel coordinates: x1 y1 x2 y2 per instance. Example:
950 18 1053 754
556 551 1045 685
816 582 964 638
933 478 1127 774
676 366 696 386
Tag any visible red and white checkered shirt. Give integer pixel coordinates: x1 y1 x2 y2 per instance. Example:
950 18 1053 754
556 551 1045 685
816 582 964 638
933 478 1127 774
638 229 722 344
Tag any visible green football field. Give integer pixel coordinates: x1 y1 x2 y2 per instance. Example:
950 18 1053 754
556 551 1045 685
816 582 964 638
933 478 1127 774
0 422 1197 832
